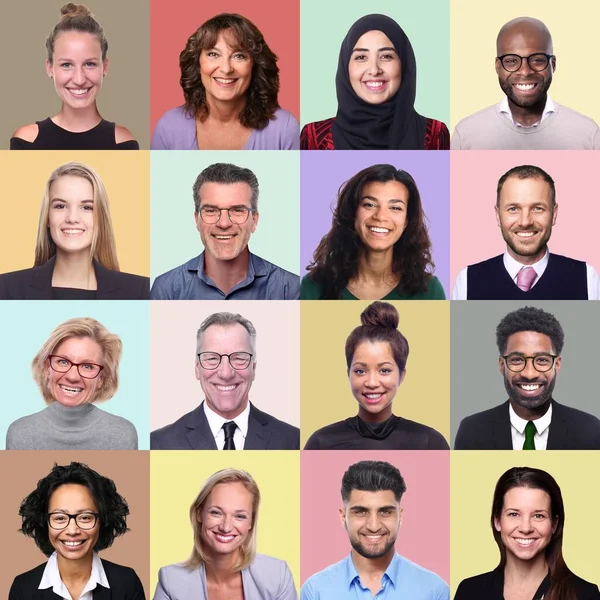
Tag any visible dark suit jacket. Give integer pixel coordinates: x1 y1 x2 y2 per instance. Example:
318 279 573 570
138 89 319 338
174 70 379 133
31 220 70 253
454 399 600 450
150 401 300 449
0 256 150 299
9 559 146 599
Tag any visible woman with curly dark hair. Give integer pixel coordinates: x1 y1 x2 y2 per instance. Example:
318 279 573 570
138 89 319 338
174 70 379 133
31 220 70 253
9 462 145 600
151 13 299 150
300 164 445 299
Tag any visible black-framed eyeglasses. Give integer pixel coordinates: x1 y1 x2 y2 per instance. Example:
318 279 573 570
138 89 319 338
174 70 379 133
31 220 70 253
497 53 554 73
198 206 254 224
198 352 253 370
502 353 558 373
48 355 104 379
48 512 99 530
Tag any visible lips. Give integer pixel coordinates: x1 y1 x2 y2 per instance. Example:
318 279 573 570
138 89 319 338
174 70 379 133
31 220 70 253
363 392 385 404
213 532 236 543
362 80 388 92
214 384 238 392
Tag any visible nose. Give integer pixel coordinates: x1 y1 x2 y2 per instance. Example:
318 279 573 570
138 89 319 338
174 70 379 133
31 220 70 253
366 55 383 76
65 516 81 535
516 57 535 76
520 358 539 379
216 356 235 378
72 65 87 86
365 370 379 388
216 209 231 228
518 208 534 228
65 205 80 223
64 363 82 382
219 56 234 75
365 511 381 532
219 514 234 532
518 515 534 534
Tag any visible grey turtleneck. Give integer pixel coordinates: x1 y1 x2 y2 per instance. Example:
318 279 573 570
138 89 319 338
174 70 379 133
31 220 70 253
5 402 138 450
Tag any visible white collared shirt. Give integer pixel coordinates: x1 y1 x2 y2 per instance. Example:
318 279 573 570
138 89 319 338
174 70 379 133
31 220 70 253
39 552 109 600
203 400 250 450
499 95 555 127
510 403 553 450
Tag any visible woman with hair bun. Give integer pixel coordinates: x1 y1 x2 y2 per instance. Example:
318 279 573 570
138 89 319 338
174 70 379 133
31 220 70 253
304 301 449 449
10 3 138 150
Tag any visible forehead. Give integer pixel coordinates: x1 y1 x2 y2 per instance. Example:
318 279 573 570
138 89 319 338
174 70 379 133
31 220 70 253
53 31 103 58
198 182 252 208
497 24 551 54
346 488 398 508
53 336 103 361
49 483 97 509
505 330 554 354
352 340 395 365
361 180 408 203
354 30 395 50
498 177 552 206
502 486 551 511
200 323 252 352
50 175 93 200
206 481 253 509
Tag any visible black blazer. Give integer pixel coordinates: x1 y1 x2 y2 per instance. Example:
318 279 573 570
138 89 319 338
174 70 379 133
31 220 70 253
454 567 600 599
150 401 300 449
0 256 150 299
454 399 600 450
9 559 146 599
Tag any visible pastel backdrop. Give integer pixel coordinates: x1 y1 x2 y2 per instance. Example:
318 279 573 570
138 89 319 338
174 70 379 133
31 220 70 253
450 0 600 131
0 301 150 449
150 151 300 283
301 300 450 447
300 150 450 295
300 450 450 584
150 451 300 594
150 300 300 431
300 0 450 128
149 0 300 132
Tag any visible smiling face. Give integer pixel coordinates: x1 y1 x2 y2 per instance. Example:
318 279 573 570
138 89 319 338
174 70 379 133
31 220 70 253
348 30 401 104
46 31 108 110
48 484 100 563
494 486 556 564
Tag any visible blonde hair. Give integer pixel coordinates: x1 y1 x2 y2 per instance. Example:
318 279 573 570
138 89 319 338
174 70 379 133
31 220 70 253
34 162 120 271
185 469 260 571
32 317 122 404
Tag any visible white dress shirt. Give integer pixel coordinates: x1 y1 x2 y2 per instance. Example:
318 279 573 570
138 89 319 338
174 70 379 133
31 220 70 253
203 400 250 450
510 403 552 450
452 249 600 299
499 94 555 127
39 552 109 600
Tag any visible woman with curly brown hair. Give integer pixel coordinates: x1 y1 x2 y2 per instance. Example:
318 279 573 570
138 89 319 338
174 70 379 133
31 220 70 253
151 13 299 150
300 164 445 300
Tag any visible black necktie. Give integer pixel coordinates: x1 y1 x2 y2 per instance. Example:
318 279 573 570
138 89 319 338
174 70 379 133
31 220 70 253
222 421 237 450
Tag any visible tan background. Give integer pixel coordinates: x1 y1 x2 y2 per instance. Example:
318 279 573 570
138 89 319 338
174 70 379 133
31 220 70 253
0 0 150 148
0 451 150 599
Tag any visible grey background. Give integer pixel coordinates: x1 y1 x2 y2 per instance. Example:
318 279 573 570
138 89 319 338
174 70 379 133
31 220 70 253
450 300 600 446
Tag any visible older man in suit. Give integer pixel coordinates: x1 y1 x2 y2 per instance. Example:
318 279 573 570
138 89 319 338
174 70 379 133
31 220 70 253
151 311 299 450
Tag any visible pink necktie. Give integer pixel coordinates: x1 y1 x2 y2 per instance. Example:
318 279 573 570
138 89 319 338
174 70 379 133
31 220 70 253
516 267 537 292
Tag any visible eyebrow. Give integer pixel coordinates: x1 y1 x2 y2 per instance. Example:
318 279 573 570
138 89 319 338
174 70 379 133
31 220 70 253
505 507 549 513
51 198 94 203
208 504 250 513
361 195 407 205
352 361 395 367
350 504 397 512
56 56 100 61
352 47 397 53
200 203 251 209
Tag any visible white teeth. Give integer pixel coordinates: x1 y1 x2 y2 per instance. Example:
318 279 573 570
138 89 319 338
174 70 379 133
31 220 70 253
214 235 234 240
515 83 535 90
62 229 84 234
215 78 235 84
216 384 236 391
59 385 83 394
520 384 540 391
365 393 382 399
365 81 384 88
365 535 384 539
215 533 235 541
516 231 535 237
515 538 535 546
63 540 84 546
369 227 390 233
69 89 89 95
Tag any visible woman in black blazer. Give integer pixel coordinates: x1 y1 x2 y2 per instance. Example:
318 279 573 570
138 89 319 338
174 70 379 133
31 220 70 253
0 162 149 300
454 467 600 600
9 462 145 599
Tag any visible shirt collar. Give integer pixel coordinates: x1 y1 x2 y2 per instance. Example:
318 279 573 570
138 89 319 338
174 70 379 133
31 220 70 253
203 400 250 440
191 251 269 288
509 402 553 435
39 552 110 597
345 552 400 589
503 249 549 281
499 95 555 126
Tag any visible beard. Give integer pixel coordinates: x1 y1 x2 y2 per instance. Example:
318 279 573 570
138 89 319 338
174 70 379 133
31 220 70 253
499 76 552 109
504 373 556 411
349 534 397 559
501 226 551 260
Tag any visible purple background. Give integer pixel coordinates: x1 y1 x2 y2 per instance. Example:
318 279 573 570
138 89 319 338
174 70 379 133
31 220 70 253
300 150 451 295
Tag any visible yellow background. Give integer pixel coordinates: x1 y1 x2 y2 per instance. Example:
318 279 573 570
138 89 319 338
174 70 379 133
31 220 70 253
450 0 600 131
150 451 300 595
300 301 450 447
451 451 600 595
0 151 150 276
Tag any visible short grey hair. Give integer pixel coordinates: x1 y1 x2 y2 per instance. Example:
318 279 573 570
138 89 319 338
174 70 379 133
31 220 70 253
192 163 259 213
196 312 257 360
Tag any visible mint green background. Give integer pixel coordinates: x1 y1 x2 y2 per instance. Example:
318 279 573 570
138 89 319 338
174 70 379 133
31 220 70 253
0 301 150 450
300 0 450 128
150 151 300 281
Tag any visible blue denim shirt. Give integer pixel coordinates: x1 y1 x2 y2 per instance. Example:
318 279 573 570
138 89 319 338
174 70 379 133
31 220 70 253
150 252 300 300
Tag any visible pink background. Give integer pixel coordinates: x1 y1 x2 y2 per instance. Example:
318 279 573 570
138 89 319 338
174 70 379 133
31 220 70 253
450 151 600 286
149 0 300 133
300 450 450 585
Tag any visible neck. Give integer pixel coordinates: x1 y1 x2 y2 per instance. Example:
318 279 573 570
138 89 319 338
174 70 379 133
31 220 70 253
504 552 548 585
355 250 396 283
351 547 394 578
507 245 547 266
510 398 552 421
204 96 247 124
57 552 93 585
508 95 547 127
206 398 248 421
358 405 393 423
52 252 96 290
205 552 241 584
204 248 250 294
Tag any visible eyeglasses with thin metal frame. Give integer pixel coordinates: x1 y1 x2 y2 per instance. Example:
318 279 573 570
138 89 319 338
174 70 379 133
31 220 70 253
48 511 99 530
197 352 253 370
502 353 558 373
48 355 104 379
497 53 554 73
198 206 254 224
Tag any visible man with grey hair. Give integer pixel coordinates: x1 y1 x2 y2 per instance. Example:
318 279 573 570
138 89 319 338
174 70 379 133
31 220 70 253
452 17 600 149
150 163 300 299
150 311 300 449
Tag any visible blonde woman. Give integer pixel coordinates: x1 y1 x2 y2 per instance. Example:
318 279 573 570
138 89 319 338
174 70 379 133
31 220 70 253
0 162 149 299
153 469 297 600
5 317 138 450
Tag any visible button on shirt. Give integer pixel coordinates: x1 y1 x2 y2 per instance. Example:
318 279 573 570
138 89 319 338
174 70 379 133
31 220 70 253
39 552 109 600
204 401 250 450
499 95 555 127
300 553 449 600
510 403 552 451
150 252 300 300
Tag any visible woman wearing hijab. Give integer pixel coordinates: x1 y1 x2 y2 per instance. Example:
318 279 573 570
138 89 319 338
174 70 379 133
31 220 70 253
300 14 449 150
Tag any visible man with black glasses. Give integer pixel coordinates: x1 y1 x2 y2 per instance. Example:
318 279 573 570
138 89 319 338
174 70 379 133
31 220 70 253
452 17 600 149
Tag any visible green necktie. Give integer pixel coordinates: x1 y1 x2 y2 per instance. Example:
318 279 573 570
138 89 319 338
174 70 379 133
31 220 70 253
523 421 536 450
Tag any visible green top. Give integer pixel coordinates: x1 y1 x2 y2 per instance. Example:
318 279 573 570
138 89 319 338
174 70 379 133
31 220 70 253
300 273 446 300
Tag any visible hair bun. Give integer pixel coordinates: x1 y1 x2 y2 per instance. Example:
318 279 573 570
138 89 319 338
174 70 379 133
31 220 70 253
360 301 399 329
61 3 91 17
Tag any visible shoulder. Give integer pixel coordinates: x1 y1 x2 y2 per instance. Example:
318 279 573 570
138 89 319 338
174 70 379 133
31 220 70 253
101 559 141 581
455 105 498 129
454 570 497 598
114 124 136 143
151 407 200 449
151 106 195 150
156 105 191 126
549 252 586 267
459 403 506 425
553 400 600 425
10 562 47 593
300 274 322 299
251 254 300 298
250 404 299 438
302 557 347 591
105 269 150 298
93 408 138 447
424 118 450 149
423 275 446 299
0 267 36 297
303 421 347 450
150 256 199 300
395 554 449 590
12 123 39 143
271 108 300 131
6 410 45 447
156 562 199 591
300 117 335 149
395 417 450 449
249 553 291 579
569 573 600 596
554 102 599 127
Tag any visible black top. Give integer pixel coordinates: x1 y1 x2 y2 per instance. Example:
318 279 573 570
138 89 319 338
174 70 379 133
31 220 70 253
52 287 97 300
10 118 139 150
304 414 449 449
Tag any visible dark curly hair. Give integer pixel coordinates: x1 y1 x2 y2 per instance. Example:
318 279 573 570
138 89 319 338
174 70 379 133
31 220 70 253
341 460 407 504
496 306 564 355
179 13 280 129
19 462 129 557
306 164 435 299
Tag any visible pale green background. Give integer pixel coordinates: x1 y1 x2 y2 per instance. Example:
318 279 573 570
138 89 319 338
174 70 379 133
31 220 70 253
300 0 450 128
150 151 300 282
